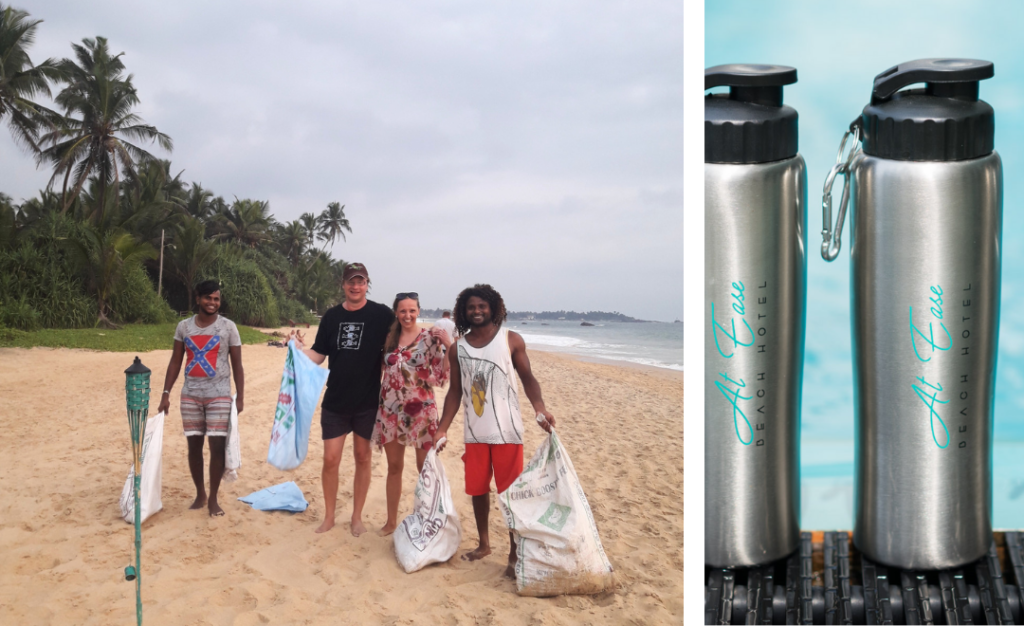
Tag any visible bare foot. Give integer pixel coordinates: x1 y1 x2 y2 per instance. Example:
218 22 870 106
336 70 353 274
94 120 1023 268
189 494 207 510
378 522 397 536
208 501 224 517
315 518 335 534
461 545 492 561
351 519 367 537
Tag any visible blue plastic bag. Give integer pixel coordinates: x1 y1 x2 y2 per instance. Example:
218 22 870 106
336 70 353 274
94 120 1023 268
238 481 309 512
267 340 329 470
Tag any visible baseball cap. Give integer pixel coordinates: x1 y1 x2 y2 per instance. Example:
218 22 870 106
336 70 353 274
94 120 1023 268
343 262 369 282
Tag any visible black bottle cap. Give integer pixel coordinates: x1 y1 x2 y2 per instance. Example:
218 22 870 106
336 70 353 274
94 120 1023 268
705 64 798 164
861 58 994 161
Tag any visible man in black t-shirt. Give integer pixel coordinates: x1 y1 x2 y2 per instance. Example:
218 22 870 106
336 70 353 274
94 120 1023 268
289 262 394 536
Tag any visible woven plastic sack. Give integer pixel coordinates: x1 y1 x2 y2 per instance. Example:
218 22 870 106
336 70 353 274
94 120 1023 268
394 449 462 573
238 481 309 512
267 341 329 470
224 395 241 482
119 411 165 524
498 431 615 596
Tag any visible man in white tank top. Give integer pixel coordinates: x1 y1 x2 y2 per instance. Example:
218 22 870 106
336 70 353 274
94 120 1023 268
434 284 555 577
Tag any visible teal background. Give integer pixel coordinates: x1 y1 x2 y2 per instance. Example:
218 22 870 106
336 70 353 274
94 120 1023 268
707 0 1024 530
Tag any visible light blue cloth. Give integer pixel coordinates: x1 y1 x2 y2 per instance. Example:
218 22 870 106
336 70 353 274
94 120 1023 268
267 340 329 470
238 481 308 512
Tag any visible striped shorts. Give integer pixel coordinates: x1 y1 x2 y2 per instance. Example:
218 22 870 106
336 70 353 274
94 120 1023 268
180 395 232 437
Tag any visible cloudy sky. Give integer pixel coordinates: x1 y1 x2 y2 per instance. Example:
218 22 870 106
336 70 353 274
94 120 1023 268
1 0 683 321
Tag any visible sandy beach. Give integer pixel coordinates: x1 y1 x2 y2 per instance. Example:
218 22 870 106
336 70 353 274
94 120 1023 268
0 327 683 624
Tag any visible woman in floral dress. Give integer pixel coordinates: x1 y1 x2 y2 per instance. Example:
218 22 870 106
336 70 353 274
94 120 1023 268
373 292 452 535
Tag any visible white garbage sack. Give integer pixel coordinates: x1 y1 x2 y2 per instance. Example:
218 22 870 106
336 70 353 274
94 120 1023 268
119 411 165 524
267 341 329 470
498 431 615 596
223 395 241 482
394 449 462 573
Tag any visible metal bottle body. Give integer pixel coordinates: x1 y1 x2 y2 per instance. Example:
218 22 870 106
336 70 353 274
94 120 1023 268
705 155 806 567
850 151 1001 570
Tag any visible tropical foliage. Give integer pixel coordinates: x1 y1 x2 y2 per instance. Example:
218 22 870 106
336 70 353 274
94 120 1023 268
39 36 174 219
0 3 61 151
0 6 352 329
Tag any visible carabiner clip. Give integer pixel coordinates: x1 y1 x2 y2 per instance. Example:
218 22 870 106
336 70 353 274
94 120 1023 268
821 121 861 262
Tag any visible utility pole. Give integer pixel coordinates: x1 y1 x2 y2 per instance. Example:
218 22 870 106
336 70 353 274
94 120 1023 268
157 229 165 298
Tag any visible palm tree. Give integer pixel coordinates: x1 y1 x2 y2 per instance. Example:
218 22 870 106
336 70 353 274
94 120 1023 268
318 201 351 251
183 183 214 221
294 252 337 313
299 211 319 250
209 195 229 216
161 164 187 207
0 3 61 152
38 36 172 221
275 219 306 265
118 159 183 244
12 188 60 230
204 194 229 238
0 191 15 248
64 223 156 328
217 198 273 248
168 215 217 309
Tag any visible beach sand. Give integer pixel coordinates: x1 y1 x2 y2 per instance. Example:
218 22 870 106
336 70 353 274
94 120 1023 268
0 328 683 625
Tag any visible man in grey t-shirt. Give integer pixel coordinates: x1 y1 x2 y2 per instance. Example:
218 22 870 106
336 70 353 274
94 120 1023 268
158 280 245 517
172 314 241 398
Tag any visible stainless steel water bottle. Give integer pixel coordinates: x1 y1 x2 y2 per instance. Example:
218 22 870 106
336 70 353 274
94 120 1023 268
822 59 1001 569
705 64 806 568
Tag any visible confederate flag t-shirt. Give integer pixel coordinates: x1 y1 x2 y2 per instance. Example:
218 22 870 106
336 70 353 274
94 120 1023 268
173 315 242 398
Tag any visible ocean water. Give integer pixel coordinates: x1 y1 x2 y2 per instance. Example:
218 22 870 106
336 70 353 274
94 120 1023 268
708 0 1024 530
425 319 683 372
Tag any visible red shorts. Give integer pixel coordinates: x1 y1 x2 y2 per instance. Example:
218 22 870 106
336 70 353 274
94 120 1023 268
462 443 524 496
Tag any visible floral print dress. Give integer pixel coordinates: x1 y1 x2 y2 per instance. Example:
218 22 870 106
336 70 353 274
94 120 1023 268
373 329 449 449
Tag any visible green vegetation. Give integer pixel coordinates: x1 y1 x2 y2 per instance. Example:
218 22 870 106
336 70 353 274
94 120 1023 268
0 322 273 351
0 4 352 332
